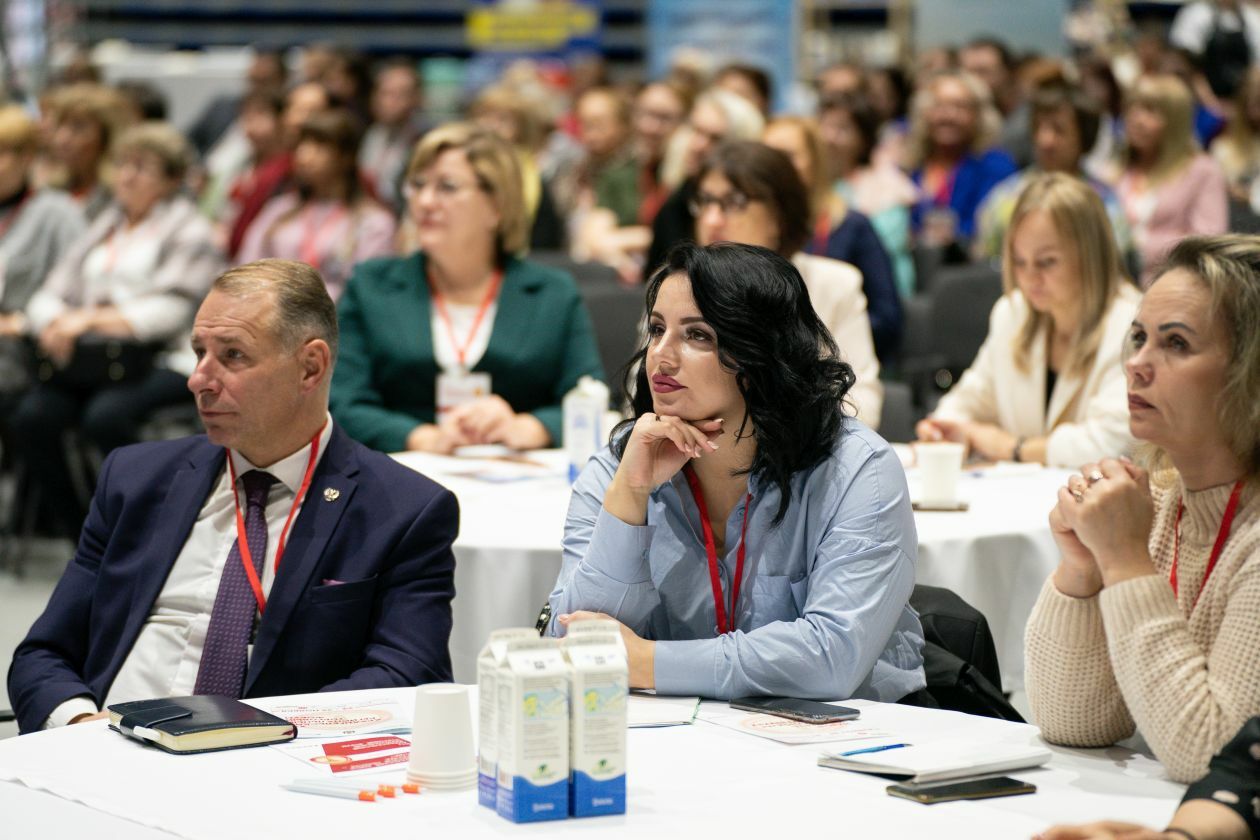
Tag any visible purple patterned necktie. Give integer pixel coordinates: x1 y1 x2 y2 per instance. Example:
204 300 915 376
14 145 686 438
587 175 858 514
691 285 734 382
194 469 276 697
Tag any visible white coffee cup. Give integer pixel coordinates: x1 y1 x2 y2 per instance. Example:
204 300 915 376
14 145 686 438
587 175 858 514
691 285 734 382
408 683 476 788
915 442 965 507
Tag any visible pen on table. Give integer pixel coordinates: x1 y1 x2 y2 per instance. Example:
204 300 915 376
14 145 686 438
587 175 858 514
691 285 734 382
308 778 409 797
838 743 911 757
281 781 377 801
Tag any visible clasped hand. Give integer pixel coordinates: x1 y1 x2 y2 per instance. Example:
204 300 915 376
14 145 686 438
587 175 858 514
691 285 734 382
1050 457 1156 598
407 395 549 454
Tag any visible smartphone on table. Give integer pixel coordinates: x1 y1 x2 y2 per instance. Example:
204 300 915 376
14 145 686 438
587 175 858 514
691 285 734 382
886 776 1036 804
728 696 861 724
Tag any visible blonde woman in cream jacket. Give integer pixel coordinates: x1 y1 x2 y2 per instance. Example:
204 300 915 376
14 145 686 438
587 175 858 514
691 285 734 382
917 173 1138 467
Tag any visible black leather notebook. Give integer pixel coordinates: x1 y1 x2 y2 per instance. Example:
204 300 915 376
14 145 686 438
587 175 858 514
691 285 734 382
107 695 297 755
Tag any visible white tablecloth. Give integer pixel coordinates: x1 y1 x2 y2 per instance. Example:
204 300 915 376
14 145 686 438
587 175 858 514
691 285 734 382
0 686 1183 839
393 451 1069 689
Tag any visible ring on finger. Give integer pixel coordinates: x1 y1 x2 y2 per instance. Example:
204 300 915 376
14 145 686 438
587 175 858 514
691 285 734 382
1071 489 1085 503
1087 470 1104 484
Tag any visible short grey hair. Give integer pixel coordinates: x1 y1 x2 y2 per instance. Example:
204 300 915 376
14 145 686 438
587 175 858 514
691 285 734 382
212 259 339 361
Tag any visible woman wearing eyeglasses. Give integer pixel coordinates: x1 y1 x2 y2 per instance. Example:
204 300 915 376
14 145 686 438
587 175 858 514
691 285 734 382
691 141 883 428
1025 235 1260 783
331 123 605 454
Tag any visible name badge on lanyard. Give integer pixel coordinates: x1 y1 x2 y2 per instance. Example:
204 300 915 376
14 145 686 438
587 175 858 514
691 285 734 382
430 268 502 417
436 369 493 416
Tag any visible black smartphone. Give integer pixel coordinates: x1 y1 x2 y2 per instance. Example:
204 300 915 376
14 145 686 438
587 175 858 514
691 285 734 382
728 696 861 724
886 776 1036 804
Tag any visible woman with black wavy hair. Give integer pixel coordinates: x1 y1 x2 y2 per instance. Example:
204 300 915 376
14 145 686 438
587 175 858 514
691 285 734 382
545 242 925 701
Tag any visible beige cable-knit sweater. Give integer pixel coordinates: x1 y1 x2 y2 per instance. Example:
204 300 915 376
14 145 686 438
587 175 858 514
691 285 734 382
1024 477 1260 783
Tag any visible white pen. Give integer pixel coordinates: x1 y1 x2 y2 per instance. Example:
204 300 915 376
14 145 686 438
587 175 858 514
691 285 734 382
281 781 376 801
290 777 399 798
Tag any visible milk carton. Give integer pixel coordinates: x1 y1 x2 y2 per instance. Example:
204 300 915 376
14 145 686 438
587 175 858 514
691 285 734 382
476 628 538 808
563 617 627 656
496 638 571 822
561 633 628 817
563 375 611 483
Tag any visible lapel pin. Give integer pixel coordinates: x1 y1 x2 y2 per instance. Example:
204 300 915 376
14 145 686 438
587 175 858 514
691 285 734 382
323 487 340 502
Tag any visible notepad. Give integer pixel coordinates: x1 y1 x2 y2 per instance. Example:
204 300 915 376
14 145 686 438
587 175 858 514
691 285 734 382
818 740 1051 784
627 693 700 727
107 696 297 755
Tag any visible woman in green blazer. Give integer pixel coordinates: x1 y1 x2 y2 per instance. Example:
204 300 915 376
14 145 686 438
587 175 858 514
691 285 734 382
331 123 605 453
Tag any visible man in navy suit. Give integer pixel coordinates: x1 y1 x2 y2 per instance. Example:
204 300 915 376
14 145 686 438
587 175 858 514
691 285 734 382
7 259 458 734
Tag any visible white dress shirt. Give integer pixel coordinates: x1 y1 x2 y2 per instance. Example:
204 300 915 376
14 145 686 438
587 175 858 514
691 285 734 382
45 417 334 728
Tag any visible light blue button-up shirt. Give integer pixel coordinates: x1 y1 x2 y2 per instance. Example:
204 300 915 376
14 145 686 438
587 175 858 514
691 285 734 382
547 419 925 702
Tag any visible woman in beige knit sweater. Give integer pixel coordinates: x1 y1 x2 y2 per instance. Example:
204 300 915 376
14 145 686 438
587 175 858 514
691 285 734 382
1024 234 1260 784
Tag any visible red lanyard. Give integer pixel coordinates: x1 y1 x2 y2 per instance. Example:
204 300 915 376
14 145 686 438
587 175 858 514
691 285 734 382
684 466 752 635
1170 480 1245 609
226 425 324 614
810 214 831 256
298 205 347 267
429 269 502 370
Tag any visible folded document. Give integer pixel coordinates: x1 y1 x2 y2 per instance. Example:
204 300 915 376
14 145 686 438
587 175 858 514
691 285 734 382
818 740 1051 784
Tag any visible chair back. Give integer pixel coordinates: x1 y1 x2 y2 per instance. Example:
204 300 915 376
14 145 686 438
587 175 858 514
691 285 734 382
908 584 1023 722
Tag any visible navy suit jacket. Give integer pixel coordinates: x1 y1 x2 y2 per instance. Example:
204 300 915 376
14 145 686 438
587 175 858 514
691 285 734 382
7 424 458 734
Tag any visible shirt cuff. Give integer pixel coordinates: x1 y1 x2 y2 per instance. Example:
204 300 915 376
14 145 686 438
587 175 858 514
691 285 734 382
654 638 718 697
43 695 100 730
585 507 654 585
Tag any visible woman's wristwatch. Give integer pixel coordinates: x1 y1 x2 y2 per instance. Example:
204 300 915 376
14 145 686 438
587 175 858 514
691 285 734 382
1012 436 1027 463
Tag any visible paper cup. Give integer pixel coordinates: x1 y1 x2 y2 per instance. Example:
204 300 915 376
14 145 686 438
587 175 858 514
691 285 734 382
408 683 476 788
915 442 965 507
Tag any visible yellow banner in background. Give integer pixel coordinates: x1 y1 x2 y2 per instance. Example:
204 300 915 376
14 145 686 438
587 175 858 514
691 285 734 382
467 2 600 51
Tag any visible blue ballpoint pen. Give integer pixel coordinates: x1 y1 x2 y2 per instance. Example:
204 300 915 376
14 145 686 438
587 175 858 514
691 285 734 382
838 742 911 757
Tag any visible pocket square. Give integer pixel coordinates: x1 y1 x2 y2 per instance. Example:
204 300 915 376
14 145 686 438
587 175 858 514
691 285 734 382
320 578 347 586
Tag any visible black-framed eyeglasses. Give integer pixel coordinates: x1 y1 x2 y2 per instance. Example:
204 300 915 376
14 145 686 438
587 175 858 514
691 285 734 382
689 190 751 216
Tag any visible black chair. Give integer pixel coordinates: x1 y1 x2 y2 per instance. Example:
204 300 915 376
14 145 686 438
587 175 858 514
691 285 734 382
577 282 645 406
908 584 1023 722
908 263 1003 410
526 251 622 287
877 380 917 443
0 708 14 724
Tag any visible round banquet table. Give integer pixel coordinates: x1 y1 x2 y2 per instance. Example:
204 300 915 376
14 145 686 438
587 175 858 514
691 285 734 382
392 450 1070 689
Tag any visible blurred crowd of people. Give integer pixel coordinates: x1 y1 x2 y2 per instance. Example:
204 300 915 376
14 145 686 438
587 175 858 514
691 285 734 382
2 4 1258 535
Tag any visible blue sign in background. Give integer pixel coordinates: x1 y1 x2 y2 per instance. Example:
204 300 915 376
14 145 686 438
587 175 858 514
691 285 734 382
646 0 797 113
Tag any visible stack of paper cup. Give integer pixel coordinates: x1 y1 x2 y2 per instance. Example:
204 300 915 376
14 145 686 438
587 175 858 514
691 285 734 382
407 683 476 792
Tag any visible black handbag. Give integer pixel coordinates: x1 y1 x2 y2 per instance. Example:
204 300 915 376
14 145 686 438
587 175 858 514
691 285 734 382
37 335 160 390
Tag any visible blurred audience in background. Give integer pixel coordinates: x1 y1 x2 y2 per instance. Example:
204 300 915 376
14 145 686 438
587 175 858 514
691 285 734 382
1116 73 1228 285
12 122 223 536
359 58 425 214
906 69 1018 253
239 108 396 301
763 116 902 363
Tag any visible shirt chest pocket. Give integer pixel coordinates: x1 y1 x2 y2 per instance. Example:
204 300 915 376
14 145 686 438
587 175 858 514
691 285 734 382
743 573 808 628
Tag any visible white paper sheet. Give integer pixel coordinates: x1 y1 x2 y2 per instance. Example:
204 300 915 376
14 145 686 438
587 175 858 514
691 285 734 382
627 694 699 728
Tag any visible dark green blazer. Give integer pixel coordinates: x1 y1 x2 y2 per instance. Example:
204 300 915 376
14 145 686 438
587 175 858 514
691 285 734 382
331 252 606 452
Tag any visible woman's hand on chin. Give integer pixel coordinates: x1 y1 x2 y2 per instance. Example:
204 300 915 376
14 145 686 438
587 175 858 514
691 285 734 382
619 413 724 492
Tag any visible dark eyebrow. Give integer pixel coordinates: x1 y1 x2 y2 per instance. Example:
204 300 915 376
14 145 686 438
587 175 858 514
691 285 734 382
647 311 708 326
